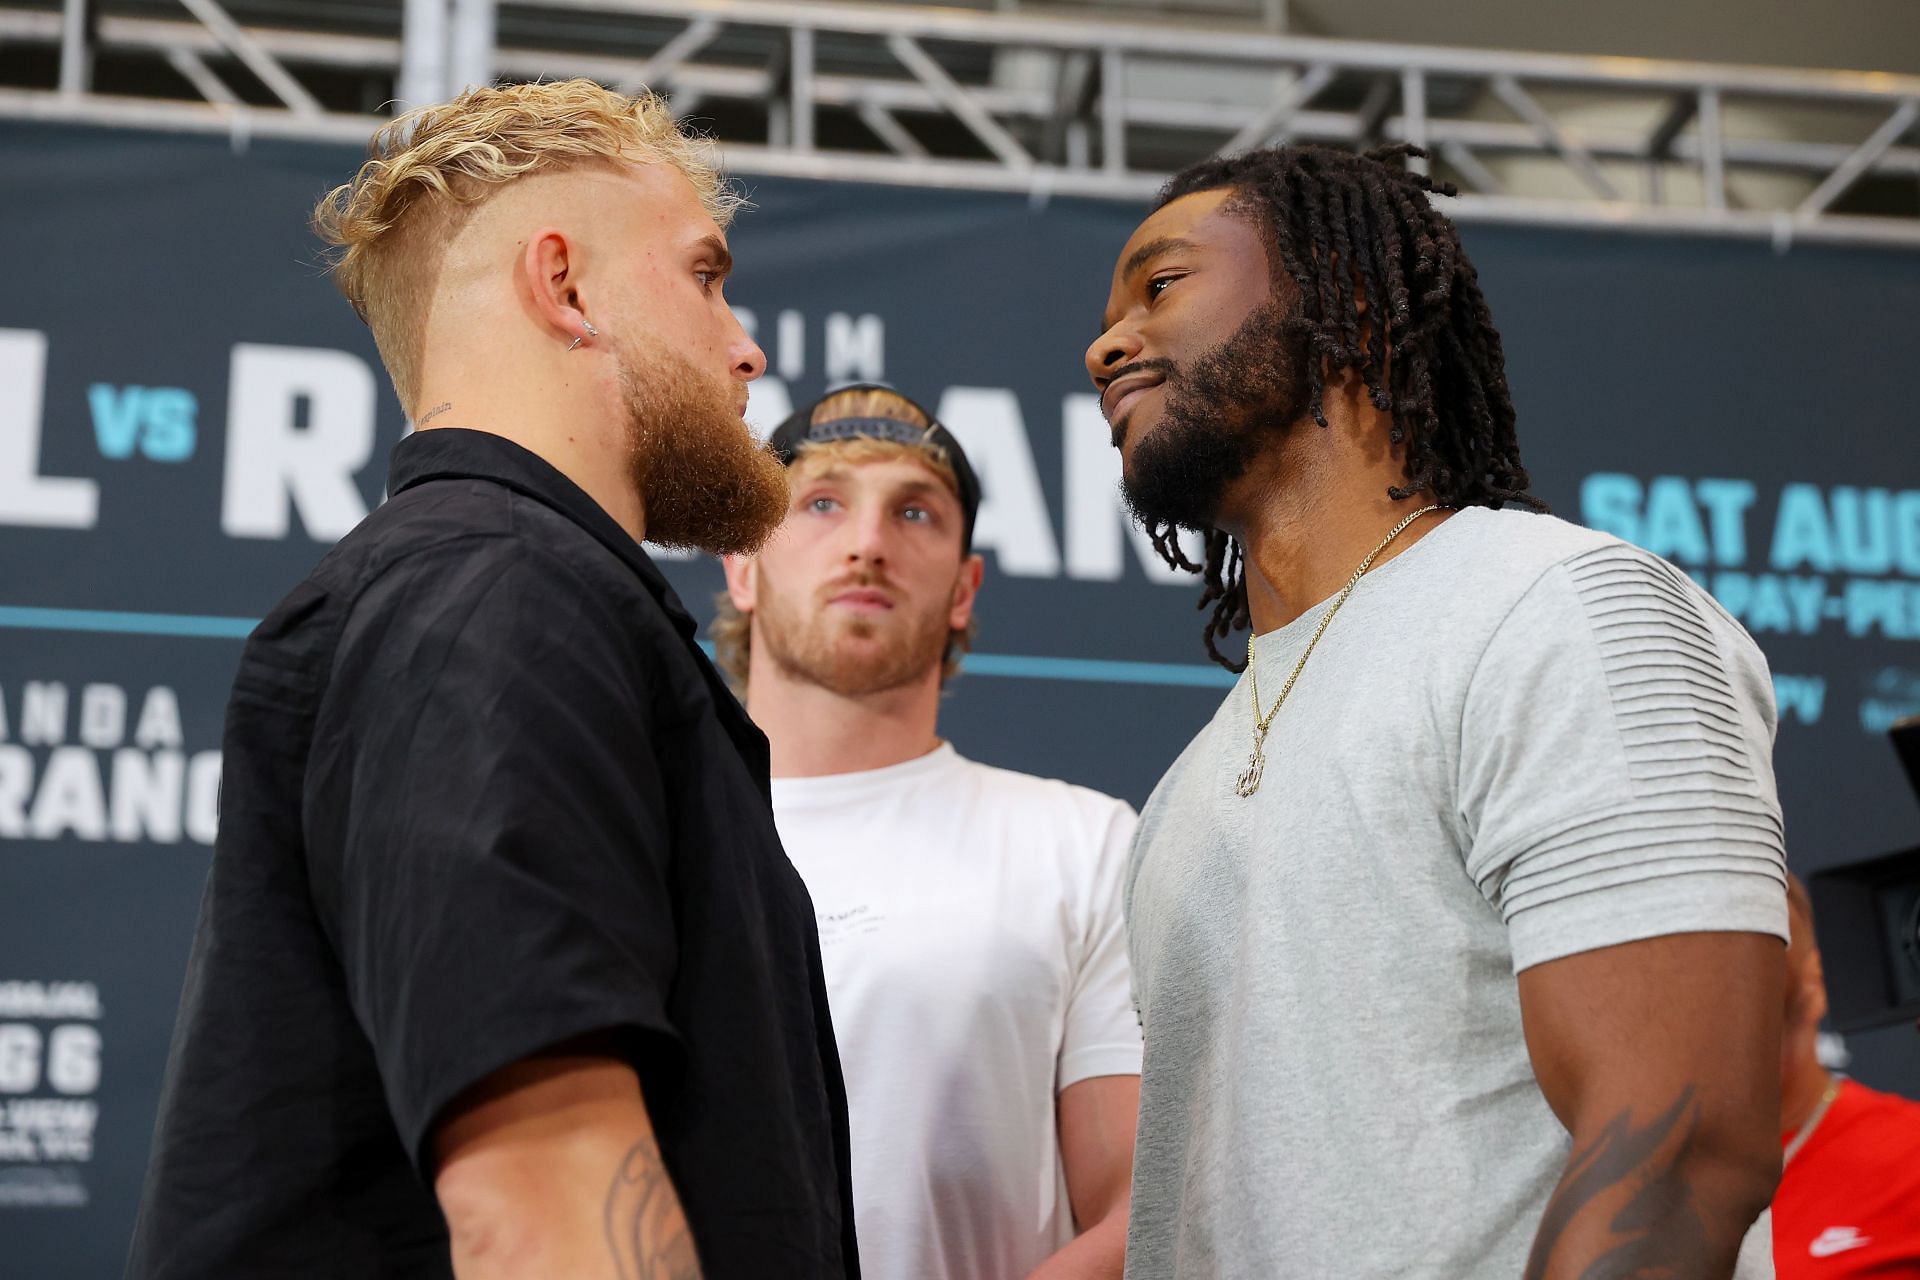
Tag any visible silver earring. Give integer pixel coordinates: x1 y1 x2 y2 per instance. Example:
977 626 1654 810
582 320 600 337
566 336 584 352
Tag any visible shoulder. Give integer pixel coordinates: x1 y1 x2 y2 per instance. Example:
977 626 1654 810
1394 506 1624 666
282 502 672 721
1438 505 1649 610
1448 503 1621 564
953 754 1134 820
946 754 1137 854
1822 1080 1920 1183
308 475 513 592
305 481 670 647
1451 506 1767 676
1449 504 1726 614
311 478 603 597
1843 1080 1920 1132
237 485 530 680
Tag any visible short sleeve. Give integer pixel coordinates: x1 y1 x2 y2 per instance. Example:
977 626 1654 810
1058 798 1146 1090
305 536 682 1171
1459 542 1788 973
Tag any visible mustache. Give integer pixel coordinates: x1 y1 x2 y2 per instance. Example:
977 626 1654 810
1101 357 1180 426
819 569 897 596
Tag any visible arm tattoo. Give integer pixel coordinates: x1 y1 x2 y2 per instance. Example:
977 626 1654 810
418 402 453 425
604 1139 702 1280
1525 1086 1713 1280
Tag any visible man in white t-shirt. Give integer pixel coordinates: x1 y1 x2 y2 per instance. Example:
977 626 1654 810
715 384 1143 1280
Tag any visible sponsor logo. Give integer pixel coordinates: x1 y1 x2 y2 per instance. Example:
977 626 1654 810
1808 1225 1872 1258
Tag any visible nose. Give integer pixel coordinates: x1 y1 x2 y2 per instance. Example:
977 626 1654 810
1085 323 1143 389
728 311 767 382
844 503 891 568
733 341 767 382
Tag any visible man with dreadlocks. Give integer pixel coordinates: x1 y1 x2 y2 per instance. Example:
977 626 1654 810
1086 144 1788 1279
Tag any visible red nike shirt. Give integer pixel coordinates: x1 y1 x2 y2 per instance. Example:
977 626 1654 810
1774 1078 1920 1277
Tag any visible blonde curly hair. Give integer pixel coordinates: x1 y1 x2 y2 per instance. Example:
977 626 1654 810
312 78 739 409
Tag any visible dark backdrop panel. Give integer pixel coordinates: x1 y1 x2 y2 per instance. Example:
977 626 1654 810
2 122 1916 1276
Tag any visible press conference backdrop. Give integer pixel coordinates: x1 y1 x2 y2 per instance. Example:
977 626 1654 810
2 122 1917 1274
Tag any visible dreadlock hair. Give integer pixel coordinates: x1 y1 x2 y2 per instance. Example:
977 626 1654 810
1146 143 1545 671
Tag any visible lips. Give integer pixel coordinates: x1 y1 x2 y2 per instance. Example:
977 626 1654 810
1101 372 1165 429
828 587 894 612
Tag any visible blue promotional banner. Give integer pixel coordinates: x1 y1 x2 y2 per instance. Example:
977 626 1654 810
2 121 1917 1274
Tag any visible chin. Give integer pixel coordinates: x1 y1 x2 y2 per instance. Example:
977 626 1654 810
1115 431 1149 490
1118 417 1169 490
831 615 885 641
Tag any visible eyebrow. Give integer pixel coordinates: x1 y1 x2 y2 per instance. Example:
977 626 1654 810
1121 235 1195 282
890 479 951 503
695 234 733 279
804 467 954 505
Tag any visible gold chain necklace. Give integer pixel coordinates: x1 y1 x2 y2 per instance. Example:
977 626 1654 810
1234 504 1447 797
1782 1075 1844 1167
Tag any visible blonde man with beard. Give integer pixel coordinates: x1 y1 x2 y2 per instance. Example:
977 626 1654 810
130 81 857 1280
716 385 1142 1280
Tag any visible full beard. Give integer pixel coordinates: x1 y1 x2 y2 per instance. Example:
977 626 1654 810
754 570 953 699
1121 297 1312 535
619 341 790 556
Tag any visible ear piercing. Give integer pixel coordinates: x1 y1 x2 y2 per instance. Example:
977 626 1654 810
567 319 601 352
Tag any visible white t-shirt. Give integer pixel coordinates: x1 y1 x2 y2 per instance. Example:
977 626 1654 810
772 744 1143 1280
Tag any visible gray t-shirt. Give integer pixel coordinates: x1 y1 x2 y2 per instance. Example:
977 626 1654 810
1124 506 1788 1279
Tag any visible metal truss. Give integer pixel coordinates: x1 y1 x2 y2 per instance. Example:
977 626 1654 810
3 0 1918 247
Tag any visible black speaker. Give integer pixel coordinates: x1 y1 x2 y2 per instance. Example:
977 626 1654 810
1809 716 1920 1033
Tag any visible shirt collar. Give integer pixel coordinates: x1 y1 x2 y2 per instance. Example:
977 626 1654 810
386 427 699 642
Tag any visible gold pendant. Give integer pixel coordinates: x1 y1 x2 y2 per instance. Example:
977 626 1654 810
1235 741 1266 797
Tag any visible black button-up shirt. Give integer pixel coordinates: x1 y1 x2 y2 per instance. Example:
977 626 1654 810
130 429 858 1278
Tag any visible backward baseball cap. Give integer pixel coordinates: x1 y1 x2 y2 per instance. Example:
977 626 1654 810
767 383 981 552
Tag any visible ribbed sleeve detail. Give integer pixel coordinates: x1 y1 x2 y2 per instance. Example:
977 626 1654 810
1488 546 1786 966
1568 548 1760 793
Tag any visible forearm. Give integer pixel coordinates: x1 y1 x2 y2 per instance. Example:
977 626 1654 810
601 1135 704 1280
435 1057 702 1280
1041 1074 1140 1280
1024 1207 1128 1280
1524 1086 1779 1280
444 1129 701 1280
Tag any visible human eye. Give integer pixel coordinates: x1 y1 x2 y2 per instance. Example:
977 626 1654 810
1147 272 1184 301
901 505 931 524
807 495 840 515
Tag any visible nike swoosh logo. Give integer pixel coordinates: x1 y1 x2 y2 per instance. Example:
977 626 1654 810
1809 1228 1872 1258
